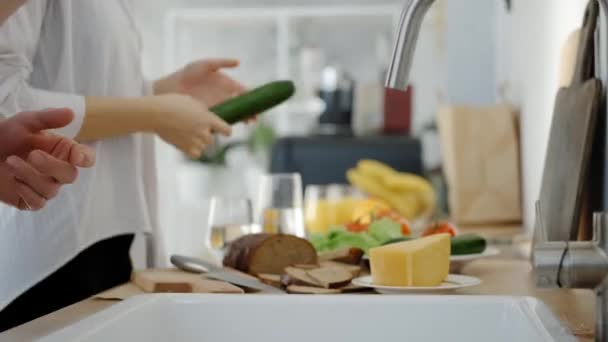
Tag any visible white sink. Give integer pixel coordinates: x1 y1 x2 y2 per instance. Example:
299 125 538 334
39 294 575 342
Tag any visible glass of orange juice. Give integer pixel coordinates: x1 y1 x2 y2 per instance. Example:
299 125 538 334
304 184 365 234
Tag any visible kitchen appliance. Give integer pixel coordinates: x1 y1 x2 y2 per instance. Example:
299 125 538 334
317 66 355 135
384 85 413 135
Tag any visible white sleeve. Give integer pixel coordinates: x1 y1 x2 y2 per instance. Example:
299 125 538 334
0 2 85 138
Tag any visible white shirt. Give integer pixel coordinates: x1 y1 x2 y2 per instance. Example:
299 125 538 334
0 1 160 310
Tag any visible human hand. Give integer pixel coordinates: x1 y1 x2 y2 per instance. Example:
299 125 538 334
151 94 232 158
0 108 95 167
0 108 96 210
155 58 247 108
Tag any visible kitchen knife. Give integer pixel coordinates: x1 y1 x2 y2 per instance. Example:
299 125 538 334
171 254 286 294
204 271 286 294
170 254 223 274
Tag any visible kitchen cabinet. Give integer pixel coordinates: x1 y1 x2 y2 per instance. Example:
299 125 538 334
270 135 422 187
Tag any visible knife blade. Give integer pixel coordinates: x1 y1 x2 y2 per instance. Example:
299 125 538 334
171 254 285 294
204 271 286 294
170 254 223 274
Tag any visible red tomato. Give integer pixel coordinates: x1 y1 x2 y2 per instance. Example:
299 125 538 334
346 221 368 232
422 221 458 237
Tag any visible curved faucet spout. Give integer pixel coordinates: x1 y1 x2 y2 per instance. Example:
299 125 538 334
385 0 436 90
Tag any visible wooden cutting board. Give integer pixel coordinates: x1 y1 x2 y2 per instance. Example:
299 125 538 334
132 269 244 294
538 0 602 241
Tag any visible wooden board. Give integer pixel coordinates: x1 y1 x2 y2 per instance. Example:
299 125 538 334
132 269 244 294
538 0 602 241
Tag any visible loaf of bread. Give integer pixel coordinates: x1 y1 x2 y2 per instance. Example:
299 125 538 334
223 234 318 275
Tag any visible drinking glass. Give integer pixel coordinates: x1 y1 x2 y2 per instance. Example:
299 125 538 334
204 197 261 259
304 184 365 234
256 173 306 237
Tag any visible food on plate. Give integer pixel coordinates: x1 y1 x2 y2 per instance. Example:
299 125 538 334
258 274 283 288
451 234 487 255
319 261 362 278
349 209 412 236
310 214 408 253
286 285 341 294
223 234 317 275
283 267 323 287
379 233 487 256
380 236 413 246
318 247 364 265
351 199 391 223
262 261 363 294
307 266 354 289
310 227 378 253
422 221 458 237
369 233 450 287
292 264 320 270
346 160 436 220
210 80 295 124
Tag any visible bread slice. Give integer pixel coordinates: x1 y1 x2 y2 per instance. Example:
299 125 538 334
283 267 322 287
318 248 364 265
258 274 283 288
223 234 318 275
319 261 362 278
307 267 353 289
286 285 341 294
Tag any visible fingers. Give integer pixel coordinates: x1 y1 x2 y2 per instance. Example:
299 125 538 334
6 156 61 201
68 143 96 168
28 150 78 184
28 133 95 168
16 182 47 211
200 58 240 72
200 130 214 145
17 108 74 132
231 79 248 95
186 131 215 158
208 115 232 137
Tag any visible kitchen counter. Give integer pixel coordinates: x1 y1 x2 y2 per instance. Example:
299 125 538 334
0 233 595 341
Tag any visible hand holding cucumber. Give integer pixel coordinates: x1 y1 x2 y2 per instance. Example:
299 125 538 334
152 94 232 158
155 58 296 125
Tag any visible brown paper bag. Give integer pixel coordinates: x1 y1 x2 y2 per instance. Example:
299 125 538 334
438 104 522 224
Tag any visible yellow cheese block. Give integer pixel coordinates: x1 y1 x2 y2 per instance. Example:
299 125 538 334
369 234 451 287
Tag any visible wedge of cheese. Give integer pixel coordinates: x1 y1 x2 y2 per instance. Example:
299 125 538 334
369 233 450 287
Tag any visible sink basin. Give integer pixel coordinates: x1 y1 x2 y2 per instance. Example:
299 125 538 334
39 294 575 342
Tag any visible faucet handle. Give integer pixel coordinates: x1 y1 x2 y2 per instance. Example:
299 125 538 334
593 212 608 248
533 201 567 288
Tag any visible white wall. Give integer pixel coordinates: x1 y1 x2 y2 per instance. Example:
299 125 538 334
445 0 497 105
495 0 588 231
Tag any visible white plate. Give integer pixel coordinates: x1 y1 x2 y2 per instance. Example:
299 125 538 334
450 246 500 261
352 274 482 294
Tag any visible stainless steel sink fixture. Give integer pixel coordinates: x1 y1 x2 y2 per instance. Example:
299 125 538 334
385 0 608 341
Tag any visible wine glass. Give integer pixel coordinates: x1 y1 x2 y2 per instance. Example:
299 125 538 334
256 173 306 237
204 197 260 260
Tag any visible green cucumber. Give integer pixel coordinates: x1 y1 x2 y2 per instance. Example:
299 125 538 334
451 234 487 255
210 80 296 124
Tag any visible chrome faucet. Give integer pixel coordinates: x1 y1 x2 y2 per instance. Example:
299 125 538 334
384 0 608 340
